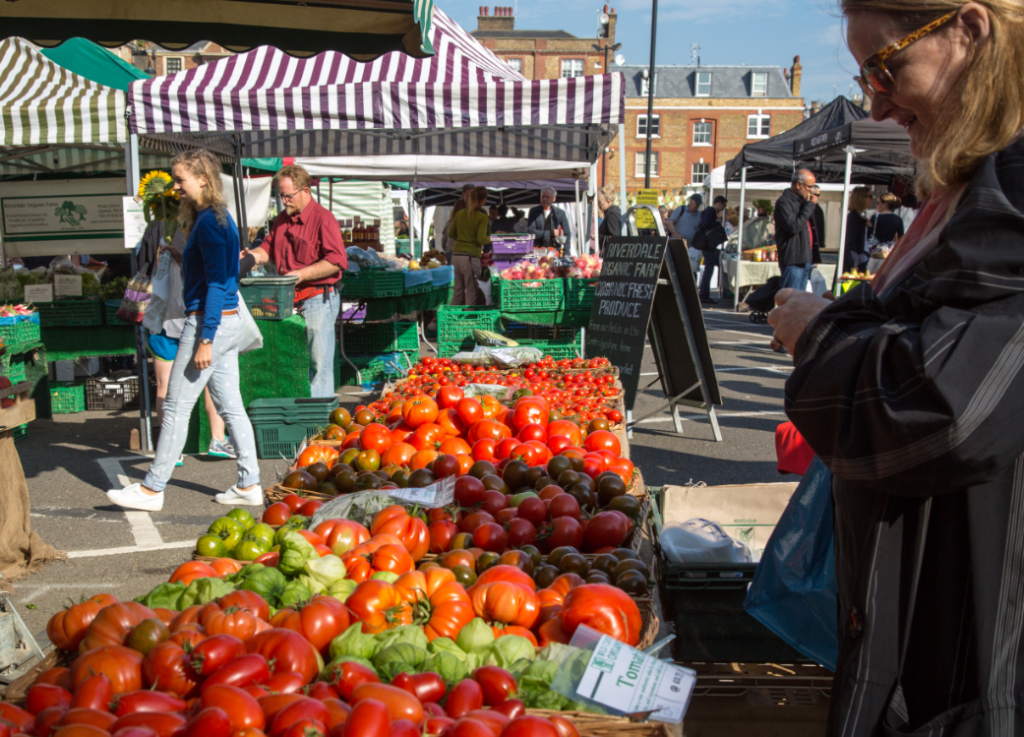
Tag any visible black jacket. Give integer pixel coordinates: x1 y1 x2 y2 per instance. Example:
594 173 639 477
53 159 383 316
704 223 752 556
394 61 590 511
597 206 621 253
811 203 825 264
526 205 572 250
773 188 816 266
843 211 869 272
786 136 1024 736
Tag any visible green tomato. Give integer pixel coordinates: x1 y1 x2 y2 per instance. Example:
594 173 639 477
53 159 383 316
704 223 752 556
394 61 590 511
226 508 256 529
209 517 244 551
196 534 226 557
511 491 539 508
247 523 276 547
235 538 271 562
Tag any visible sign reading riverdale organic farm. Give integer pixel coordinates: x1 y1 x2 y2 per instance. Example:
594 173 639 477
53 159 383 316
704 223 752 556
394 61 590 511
585 236 668 408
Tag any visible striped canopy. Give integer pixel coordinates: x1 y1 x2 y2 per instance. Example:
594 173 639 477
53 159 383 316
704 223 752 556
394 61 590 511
0 0 434 61
129 9 623 165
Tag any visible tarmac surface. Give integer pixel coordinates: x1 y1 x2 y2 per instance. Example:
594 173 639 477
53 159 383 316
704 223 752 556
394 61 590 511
6 301 792 641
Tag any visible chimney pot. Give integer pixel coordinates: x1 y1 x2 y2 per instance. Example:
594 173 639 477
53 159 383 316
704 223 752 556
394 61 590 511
610 7 615 13
603 3 608 10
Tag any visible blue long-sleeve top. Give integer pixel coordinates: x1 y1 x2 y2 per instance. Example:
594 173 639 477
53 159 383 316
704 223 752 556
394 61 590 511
182 207 240 342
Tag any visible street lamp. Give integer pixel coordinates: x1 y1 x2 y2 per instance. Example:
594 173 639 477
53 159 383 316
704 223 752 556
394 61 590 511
593 41 622 186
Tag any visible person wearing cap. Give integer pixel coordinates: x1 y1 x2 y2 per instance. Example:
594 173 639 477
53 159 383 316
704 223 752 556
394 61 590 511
668 193 704 274
246 164 348 398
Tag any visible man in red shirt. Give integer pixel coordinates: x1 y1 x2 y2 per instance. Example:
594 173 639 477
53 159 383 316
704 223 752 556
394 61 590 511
247 165 348 397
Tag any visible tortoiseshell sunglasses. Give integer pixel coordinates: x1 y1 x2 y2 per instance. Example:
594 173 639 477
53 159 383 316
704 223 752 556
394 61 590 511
854 10 957 98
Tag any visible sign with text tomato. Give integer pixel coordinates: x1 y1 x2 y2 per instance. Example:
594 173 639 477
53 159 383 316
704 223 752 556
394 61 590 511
585 236 669 409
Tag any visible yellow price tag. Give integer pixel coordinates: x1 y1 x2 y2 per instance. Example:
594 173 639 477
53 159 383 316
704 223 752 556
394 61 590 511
636 188 659 206
634 208 656 228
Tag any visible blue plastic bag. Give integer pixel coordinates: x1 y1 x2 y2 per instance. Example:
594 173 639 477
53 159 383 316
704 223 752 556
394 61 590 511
744 457 839 670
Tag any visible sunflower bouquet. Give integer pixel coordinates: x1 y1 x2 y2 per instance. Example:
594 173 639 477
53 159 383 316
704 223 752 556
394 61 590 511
138 170 180 244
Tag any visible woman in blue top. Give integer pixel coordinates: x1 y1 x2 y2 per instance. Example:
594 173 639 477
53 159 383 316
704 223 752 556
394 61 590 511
107 149 261 511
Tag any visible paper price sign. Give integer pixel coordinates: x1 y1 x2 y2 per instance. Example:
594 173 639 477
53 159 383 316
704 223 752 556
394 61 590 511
576 636 695 723
387 476 455 508
634 209 656 229
24 284 53 303
54 274 82 297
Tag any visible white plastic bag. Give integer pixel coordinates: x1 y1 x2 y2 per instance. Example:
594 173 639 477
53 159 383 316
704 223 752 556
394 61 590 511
236 298 263 354
809 267 828 296
660 518 755 565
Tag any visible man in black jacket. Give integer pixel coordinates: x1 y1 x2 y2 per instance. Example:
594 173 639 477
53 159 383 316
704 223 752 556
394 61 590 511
773 169 817 291
527 187 572 253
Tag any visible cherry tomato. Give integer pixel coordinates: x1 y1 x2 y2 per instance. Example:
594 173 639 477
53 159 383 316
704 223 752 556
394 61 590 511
445 679 484 719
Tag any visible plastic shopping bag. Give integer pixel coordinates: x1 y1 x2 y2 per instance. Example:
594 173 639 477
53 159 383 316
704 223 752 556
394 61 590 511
116 273 153 325
143 251 171 334
236 298 264 354
809 267 828 296
744 457 839 670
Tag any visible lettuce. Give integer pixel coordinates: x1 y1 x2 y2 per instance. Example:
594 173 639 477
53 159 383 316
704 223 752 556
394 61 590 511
491 635 536 669
330 624 377 662
278 531 318 577
455 618 495 652
304 555 347 588
137 582 186 611
373 625 429 655
179 577 235 609
422 651 468 684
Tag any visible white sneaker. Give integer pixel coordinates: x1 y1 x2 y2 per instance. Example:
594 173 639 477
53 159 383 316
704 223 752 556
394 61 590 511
107 483 164 511
215 485 264 506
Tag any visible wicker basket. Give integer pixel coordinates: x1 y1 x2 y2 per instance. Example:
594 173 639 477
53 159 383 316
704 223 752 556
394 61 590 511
0 649 73 704
525 710 672 737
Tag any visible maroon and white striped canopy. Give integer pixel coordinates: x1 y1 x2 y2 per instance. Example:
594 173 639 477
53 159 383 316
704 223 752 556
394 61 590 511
128 9 623 164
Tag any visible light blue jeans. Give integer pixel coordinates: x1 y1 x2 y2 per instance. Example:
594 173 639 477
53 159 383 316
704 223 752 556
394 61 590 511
780 264 813 292
301 288 340 398
144 314 260 492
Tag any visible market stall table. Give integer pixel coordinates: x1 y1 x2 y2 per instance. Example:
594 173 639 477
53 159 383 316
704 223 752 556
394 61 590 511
721 256 836 307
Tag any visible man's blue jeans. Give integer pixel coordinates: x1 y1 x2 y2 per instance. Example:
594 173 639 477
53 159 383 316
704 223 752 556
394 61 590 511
780 264 813 292
302 288 340 398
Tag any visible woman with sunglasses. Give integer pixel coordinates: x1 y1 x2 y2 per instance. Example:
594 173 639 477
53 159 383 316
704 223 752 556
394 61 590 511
769 2 1024 734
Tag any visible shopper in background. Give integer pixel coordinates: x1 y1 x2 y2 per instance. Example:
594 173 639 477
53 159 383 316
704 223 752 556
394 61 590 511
449 188 491 305
596 184 621 254
667 193 702 244
526 187 571 253
773 169 817 291
512 208 528 233
442 199 466 266
697 195 728 304
246 164 347 398
870 191 907 243
897 190 920 231
770 1 1024 731
809 185 826 264
107 149 260 511
843 186 873 272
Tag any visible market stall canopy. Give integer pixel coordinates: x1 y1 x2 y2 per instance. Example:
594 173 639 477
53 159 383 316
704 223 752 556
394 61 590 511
413 179 584 207
39 37 150 91
128 9 623 166
724 97 870 183
297 155 589 183
793 118 914 169
0 0 435 60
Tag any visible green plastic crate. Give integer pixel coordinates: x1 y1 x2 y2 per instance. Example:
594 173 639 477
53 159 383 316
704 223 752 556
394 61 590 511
500 321 582 360
51 381 86 414
437 306 501 344
36 298 103 326
336 352 413 387
438 341 470 359
251 420 325 459
5 361 26 386
239 278 297 321
248 397 339 459
340 269 404 299
564 278 600 311
247 397 338 422
492 276 564 312
11 425 27 442
342 321 418 354
104 300 122 324
0 315 40 345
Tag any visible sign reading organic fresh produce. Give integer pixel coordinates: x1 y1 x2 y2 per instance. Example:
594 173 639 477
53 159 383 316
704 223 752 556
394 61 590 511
0 178 130 257
585 236 668 408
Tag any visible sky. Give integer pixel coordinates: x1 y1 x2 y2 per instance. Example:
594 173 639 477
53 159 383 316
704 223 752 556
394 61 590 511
440 0 859 106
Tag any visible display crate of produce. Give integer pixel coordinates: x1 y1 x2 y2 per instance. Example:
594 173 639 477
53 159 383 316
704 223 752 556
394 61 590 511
437 305 500 344
501 321 582 360
5 360 26 386
337 352 413 387
0 312 40 345
104 300 122 324
340 268 404 299
50 381 86 414
342 321 418 354
492 276 564 312
651 483 809 664
564 277 600 311
491 234 535 255
86 373 144 411
403 269 433 294
248 397 339 459
239 277 298 321
35 297 103 327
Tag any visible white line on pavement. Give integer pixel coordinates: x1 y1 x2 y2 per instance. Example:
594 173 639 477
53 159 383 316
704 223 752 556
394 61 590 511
96 456 165 549
715 366 792 374
15 582 117 603
637 409 785 425
67 541 195 559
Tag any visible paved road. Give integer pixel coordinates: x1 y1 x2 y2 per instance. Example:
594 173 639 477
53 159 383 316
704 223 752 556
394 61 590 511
7 303 793 639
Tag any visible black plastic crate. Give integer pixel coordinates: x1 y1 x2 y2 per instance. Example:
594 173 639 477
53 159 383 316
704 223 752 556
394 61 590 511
86 372 147 411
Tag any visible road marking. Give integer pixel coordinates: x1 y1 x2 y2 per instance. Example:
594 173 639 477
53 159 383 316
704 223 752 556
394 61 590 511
716 366 792 374
637 409 785 425
67 541 195 559
15 582 118 603
96 456 165 549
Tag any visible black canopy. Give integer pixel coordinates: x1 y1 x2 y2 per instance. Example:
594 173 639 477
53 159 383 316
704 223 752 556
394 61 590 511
722 97 911 183
413 181 581 208
793 118 915 178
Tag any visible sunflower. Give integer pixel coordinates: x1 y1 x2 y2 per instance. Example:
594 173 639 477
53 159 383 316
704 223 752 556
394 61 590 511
139 170 173 199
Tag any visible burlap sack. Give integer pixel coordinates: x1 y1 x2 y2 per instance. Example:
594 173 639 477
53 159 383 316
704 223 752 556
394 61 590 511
0 433 61 591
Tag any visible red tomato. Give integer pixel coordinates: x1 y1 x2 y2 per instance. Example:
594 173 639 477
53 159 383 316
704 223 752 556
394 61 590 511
491 700 526 720
462 710 510 737
371 506 431 562
34 666 73 691
471 439 497 462
466 420 505 445
343 698 391 737
455 398 484 427
201 684 266 732
200 653 271 692
453 476 486 508
437 385 465 409
190 634 245 677
272 595 352 655
583 511 630 551
445 679 484 719
494 438 521 461
300 500 323 517
246 630 320 685
391 672 447 704
184 707 233 737
390 718 421 737
360 423 395 454
516 423 547 443
350 684 424 726
506 518 537 548
321 698 351 730
503 716 560 737
381 442 417 467
582 430 621 456
168 561 217 587
411 424 446 452
471 523 508 553
546 516 584 550
549 494 581 520
561 584 643 646
58 708 118 732
511 399 548 432
315 519 371 557
516 497 547 527
281 494 305 513
429 520 459 554
141 641 199 698
389 422 416 445
546 435 573 455
402 396 440 428
71 645 144 695
550 715 581 737
270 697 329 736
471 666 518 706
112 690 186 717
110 711 188 737
325 661 381 702
26 683 72 715
469 582 539 628
547 420 582 446
69 674 113 712
436 409 468 438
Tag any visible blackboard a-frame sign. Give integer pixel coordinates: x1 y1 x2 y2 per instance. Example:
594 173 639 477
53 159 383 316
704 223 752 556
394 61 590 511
583 236 667 409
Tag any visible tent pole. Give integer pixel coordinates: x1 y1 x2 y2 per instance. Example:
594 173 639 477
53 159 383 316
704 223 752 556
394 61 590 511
834 146 855 297
591 164 599 255
618 123 627 235
734 166 747 311
574 178 583 257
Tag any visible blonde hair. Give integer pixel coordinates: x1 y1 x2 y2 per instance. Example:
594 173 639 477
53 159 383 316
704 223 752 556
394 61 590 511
879 192 903 211
841 0 1024 194
171 149 228 232
850 186 874 213
276 164 311 192
598 184 617 208
466 189 480 214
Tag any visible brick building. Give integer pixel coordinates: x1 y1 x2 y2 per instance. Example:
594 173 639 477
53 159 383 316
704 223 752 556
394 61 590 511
113 41 233 77
605 59 806 193
471 5 617 80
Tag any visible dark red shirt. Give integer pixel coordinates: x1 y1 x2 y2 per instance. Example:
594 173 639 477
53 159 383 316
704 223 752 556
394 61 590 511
264 200 348 301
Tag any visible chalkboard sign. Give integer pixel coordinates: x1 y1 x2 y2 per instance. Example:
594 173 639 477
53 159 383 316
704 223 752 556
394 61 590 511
584 236 668 408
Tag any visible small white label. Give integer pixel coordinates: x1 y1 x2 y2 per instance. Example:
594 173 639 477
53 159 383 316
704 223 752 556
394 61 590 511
123 196 148 250
387 476 456 508
23 284 53 303
576 635 695 724
53 274 82 297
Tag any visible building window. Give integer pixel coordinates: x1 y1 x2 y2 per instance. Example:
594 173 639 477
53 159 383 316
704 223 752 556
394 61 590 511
751 72 767 96
635 152 659 178
693 121 712 145
691 162 710 184
637 114 660 138
561 59 584 78
696 71 711 97
507 58 522 73
165 57 182 74
747 113 771 138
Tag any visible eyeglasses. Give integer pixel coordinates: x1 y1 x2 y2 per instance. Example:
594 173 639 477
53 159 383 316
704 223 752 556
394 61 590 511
854 10 956 98
279 189 307 201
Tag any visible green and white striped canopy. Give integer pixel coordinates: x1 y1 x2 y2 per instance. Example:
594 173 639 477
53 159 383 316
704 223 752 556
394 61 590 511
0 37 126 147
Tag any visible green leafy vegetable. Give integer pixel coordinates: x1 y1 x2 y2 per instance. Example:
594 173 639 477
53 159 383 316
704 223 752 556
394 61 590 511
421 651 468 684
278 531 318 577
179 577 235 609
330 624 377 662
491 635 536 669
427 638 467 661
456 618 495 652
374 643 427 678
137 582 187 611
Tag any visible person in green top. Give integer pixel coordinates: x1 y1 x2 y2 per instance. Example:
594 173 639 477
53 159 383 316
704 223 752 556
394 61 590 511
448 188 491 305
